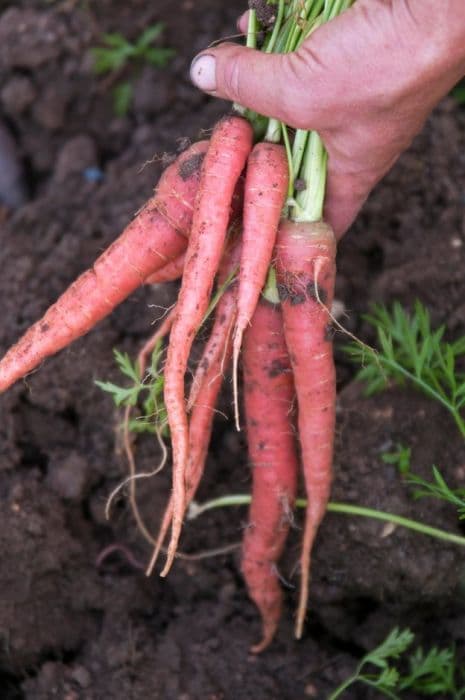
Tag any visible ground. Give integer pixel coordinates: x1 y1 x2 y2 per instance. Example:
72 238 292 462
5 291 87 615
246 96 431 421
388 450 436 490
0 2 465 698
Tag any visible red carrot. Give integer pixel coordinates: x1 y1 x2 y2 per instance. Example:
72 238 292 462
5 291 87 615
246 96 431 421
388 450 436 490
0 140 209 393
187 238 240 413
241 297 298 653
147 240 240 574
144 173 244 288
275 220 337 640
149 360 230 572
144 175 243 289
147 334 234 575
232 143 289 427
145 252 185 285
136 306 177 378
162 115 253 575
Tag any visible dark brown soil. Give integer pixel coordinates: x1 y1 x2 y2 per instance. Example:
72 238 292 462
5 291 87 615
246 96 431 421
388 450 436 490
1 2 465 698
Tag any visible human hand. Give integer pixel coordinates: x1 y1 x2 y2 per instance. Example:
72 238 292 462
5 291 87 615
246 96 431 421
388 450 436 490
190 0 465 238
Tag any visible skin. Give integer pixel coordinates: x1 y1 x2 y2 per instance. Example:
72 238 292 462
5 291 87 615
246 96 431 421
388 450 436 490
190 0 465 238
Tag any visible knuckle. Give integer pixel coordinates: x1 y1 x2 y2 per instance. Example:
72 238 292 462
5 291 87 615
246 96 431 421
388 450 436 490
278 52 317 129
221 53 244 101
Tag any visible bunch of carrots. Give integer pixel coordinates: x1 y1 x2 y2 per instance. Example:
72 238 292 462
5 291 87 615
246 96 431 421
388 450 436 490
0 0 353 651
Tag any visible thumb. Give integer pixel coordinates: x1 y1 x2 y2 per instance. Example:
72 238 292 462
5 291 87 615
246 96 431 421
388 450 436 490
190 43 319 130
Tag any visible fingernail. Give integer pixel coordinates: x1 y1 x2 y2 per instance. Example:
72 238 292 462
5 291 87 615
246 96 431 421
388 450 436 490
190 54 217 92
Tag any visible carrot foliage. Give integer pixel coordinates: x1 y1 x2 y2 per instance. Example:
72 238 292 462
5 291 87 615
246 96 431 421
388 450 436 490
329 627 465 700
382 445 465 521
405 466 465 520
95 343 168 434
344 300 465 438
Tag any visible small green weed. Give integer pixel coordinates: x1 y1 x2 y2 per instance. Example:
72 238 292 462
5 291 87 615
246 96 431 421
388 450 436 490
95 342 168 435
382 442 465 521
95 269 237 434
382 444 412 475
406 466 465 520
91 23 175 116
344 300 465 438
329 627 465 699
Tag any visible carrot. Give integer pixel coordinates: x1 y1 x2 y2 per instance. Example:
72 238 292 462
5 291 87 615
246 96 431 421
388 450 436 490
275 219 337 640
232 143 289 427
187 238 240 413
147 345 231 574
162 115 253 575
0 140 209 393
147 329 234 574
144 173 244 288
145 252 185 285
148 240 240 574
241 296 298 653
144 174 243 289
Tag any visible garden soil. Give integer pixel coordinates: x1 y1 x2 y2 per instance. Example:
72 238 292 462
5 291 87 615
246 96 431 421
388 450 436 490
1 2 465 698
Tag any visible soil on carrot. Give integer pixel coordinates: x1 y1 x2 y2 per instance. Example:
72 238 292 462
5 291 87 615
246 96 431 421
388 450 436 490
1 2 465 698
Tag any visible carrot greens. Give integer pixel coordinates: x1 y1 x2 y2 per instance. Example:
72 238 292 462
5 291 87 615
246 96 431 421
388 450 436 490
344 300 465 438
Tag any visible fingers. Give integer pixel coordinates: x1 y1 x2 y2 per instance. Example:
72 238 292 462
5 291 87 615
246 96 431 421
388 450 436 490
237 11 248 34
190 43 322 130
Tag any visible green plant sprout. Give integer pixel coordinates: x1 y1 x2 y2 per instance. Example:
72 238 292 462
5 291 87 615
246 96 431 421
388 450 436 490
405 466 465 519
91 23 175 116
344 300 465 438
328 627 465 699
383 444 465 521
96 267 237 434
95 342 167 435
382 444 412 475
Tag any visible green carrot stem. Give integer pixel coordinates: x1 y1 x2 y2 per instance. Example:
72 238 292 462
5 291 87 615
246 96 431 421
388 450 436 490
328 0 345 20
247 8 257 49
262 267 280 304
323 0 333 21
285 2 308 53
325 502 465 547
286 0 348 220
265 118 282 143
296 0 326 49
292 130 309 178
233 10 257 116
274 12 297 54
266 0 286 54
293 131 326 221
187 495 465 548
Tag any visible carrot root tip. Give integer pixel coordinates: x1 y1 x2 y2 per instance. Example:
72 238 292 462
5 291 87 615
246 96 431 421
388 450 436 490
250 621 279 654
232 329 243 431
